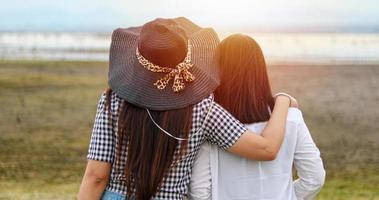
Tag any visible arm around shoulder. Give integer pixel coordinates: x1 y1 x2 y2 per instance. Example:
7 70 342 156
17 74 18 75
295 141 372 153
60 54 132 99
228 95 292 161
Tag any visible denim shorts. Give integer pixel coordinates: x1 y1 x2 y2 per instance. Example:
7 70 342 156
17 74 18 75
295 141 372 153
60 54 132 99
101 190 162 200
101 190 128 200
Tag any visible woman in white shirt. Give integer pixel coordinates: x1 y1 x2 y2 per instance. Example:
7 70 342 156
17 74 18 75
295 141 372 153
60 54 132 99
189 34 326 200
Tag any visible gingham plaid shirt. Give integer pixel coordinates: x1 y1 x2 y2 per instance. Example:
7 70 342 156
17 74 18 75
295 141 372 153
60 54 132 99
87 91 247 199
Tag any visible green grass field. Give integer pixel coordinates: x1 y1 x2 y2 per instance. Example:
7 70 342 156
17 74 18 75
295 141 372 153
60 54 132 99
0 61 378 199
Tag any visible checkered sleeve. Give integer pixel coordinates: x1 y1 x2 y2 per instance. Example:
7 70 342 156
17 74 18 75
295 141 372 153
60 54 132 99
203 99 247 150
87 92 116 163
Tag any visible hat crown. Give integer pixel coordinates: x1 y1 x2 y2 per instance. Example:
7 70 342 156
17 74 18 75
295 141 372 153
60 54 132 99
138 19 188 69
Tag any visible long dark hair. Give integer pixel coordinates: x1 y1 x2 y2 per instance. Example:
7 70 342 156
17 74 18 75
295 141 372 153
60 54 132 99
105 88 192 200
215 34 275 124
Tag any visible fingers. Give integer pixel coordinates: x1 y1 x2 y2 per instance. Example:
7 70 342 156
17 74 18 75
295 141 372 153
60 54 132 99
274 92 299 108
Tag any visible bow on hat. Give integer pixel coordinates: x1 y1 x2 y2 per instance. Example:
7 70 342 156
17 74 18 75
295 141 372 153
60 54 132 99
136 41 195 93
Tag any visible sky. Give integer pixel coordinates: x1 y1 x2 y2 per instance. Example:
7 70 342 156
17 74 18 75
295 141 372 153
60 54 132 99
1 0 379 32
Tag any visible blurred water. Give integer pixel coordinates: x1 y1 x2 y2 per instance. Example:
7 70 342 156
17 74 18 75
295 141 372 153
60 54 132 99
1 32 379 64
245 33 379 64
0 32 110 61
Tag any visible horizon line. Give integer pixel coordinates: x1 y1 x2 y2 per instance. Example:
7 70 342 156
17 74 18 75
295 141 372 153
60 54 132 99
1 24 379 34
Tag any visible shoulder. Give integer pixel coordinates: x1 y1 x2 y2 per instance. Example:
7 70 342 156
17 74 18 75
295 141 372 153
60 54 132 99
245 108 305 136
96 90 124 116
286 108 305 124
192 94 218 119
194 94 215 111
246 108 305 131
98 90 123 103
106 90 124 103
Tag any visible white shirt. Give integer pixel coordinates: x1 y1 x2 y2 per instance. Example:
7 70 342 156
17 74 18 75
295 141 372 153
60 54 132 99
189 108 326 200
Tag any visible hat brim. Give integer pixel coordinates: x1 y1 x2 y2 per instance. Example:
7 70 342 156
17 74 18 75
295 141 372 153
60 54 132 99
108 19 220 111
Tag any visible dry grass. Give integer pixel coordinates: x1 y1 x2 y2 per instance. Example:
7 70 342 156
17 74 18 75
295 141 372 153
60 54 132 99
0 61 378 199
269 64 379 175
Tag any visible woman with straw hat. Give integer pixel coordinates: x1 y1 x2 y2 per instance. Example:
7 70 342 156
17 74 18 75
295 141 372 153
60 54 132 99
78 17 297 200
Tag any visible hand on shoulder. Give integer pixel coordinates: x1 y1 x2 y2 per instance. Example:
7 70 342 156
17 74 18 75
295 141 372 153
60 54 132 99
274 92 299 108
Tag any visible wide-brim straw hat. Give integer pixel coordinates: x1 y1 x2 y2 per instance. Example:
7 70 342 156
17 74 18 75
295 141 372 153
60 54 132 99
108 17 220 110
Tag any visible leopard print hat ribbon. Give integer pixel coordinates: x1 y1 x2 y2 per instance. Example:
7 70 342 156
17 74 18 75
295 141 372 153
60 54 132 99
136 41 195 93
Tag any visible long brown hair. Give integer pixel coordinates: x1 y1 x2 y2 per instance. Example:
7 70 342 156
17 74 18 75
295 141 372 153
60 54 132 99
105 88 192 200
215 34 275 124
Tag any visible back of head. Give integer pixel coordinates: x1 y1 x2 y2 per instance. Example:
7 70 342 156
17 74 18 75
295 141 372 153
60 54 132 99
108 16 220 110
215 34 274 124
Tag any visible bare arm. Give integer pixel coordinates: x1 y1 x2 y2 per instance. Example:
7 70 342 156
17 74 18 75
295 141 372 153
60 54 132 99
228 95 292 161
78 92 116 199
78 160 111 200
